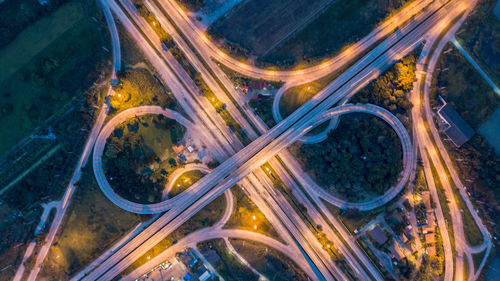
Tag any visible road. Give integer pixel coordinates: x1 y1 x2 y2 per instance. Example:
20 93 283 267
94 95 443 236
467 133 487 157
162 163 211 199
99 0 457 215
20 1 124 279
23 1 480 278
81 1 471 280
161 0 435 83
409 4 492 280
89 2 344 279
96 3 348 277
92 105 197 213
100 0 414 278
419 16 492 280
143 0 386 278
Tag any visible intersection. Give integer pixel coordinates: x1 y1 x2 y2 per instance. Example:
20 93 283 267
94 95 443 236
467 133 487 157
12 0 496 280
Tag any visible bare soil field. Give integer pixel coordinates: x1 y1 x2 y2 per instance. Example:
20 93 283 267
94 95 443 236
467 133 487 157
207 0 334 57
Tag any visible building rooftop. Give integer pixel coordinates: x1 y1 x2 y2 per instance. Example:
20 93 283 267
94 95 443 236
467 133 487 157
368 225 389 245
427 245 437 256
438 100 475 147
178 249 198 268
425 232 436 244
388 242 405 260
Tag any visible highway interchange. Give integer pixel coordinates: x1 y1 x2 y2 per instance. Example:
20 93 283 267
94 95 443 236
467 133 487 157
18 0 495 280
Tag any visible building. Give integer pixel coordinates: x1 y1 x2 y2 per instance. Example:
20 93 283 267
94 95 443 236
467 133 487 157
368 225 389 246
422 222 434 234
426 211 435 225
426 245 437 256
399 232 409 244
181 272 193 281
388 242 405 261
178 249 198 268
425 232 436 244
194 266 212 281
437 97 475 147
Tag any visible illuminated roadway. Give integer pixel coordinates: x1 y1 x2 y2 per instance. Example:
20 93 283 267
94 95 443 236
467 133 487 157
81 1 473 280
161 0 436 83
92 106 197 213
95 0 467 215
92 1 349 279
93 103 413 213
414 9 492 280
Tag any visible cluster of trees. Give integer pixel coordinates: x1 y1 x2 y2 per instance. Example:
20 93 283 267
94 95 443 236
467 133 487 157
393 258 416 280
104 115 185 204
248 95 276 128
414 245 444 280
111 69 177 113
297 115 403 202
447 134 500 244
386 209 409 235
353 53 416 115
176 0 206 12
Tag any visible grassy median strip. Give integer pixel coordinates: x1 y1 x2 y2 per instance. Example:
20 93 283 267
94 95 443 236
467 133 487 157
426 150 456 260
260 163 357 279
472 249 487 272
229 238 310 280
224 185 282 240
198 238 258 281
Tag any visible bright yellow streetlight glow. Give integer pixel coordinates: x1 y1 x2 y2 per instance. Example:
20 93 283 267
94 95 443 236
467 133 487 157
265 167 269 171
252 215 256 220
254 225 257 230
147 256 151 260
117 93 121 98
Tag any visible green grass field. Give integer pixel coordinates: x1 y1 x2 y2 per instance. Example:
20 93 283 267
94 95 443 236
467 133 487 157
456 0 500 85
229 238 309 281
207 0 334 57
280 83 322 118
430 43 499 129
168 170 204 197
261 0 412 67
110 69 177 114
0 1 108 154
224 186 281 240
0 2 85 81
39 168 142 280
